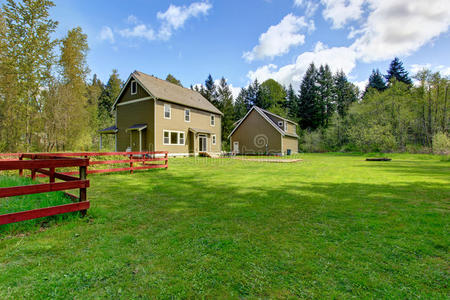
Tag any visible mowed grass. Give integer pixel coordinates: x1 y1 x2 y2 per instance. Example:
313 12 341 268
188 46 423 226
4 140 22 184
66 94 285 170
0 153 448 298
0 176 77 234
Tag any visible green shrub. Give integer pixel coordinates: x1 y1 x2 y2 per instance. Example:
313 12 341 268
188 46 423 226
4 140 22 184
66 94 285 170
349 124 396 153
432 132 450 155
301 131 326 152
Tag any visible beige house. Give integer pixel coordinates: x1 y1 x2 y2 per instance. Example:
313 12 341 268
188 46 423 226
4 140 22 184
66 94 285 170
228 106 298 155
100 71 222 156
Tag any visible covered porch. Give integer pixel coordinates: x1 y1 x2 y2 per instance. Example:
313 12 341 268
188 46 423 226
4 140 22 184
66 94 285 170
98 126 118 151
189 128 212 155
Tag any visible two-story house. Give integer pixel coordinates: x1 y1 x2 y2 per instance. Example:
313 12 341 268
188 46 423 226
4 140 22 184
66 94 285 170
228 106 298 155
100 71 222 156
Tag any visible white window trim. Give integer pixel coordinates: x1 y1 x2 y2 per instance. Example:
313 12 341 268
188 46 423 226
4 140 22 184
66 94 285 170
131 80 137 95
184 109 190 122
284 122 287 132
210 114 215 126
278 121 283 127
212 134 216 145
163 130 185 145
164 104 171 119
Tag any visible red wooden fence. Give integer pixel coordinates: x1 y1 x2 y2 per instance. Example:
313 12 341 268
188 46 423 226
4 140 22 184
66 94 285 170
0 155 90 225
1 151 168 176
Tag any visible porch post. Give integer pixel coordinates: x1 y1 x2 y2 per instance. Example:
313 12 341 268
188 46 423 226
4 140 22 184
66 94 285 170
99 134 102 150
139 130 142 152
115 134 117 152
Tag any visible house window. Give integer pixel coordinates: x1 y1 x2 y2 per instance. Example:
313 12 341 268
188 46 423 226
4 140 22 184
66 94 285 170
185 109 190 122
210 114 215 126
163 130 185 145
212 134 216 145
278 121 283 127
131 80 137 95
163 131 170 144
179 132 185 145
164 104 171 119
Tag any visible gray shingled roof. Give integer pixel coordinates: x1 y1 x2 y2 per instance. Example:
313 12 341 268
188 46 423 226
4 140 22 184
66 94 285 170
133 71 223 115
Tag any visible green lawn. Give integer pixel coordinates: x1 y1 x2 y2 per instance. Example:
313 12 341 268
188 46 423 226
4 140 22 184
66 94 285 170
0 176 77 234
0 153 448 298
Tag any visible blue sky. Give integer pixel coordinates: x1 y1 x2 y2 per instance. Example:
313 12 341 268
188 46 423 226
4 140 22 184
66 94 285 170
47 0 450 96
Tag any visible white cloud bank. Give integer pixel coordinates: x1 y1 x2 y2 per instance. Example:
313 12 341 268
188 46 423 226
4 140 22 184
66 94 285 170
102 2 212 42
243 14 313 62
249 0 450 87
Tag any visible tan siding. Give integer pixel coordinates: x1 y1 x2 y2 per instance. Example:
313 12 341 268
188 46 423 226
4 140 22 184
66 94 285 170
116 100 154 151
282 136 298 154
118 79 150 104
286 122 297 135
230 110 282 154
154 100 222 154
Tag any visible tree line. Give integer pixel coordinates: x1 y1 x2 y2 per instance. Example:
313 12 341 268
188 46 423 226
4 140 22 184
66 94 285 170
0 0 448 154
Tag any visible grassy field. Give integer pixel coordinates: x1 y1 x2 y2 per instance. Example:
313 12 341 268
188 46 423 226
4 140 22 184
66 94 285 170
0 153 448 298
0 176 77 234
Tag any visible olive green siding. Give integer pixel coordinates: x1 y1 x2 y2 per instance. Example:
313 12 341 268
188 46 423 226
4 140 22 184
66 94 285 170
285 122 297 135
282 136 298 154
154 100 221 154
120 79 150 103
230 109 282 154
116 100 154 151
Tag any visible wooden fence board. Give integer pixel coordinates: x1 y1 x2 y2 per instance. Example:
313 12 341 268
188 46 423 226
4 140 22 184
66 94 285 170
0 201 90 225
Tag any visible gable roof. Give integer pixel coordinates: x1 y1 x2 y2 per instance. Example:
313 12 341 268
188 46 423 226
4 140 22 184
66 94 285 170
228 106 299 139
112 70 222 115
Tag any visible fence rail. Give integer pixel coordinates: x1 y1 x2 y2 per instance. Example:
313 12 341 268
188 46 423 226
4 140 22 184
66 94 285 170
0 151 168 176
0 155 89 225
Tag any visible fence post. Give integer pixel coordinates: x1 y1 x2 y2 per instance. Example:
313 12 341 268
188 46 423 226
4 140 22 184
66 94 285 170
79 165 87 216
49 167 55 183
165 151 168 169
19 154 23 177
129 154 133 174
30 154 36 180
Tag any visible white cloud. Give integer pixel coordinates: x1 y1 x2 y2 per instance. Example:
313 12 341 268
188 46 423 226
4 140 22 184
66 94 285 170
248 0 450 87
243 14 312 62
321 0 365 28
105 2 212 43
157 2 212 40
247 43 357 86
119 24 155 41
352 0 450 62
295 0 319 17
99 26 114 43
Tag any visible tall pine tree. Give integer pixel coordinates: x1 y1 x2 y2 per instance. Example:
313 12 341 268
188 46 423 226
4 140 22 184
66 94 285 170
216 77 235 145
335 70 358 118
98 69 122 125
385 57 412 85
317 64 335 127
234 88 248 120
298 63 321 130
286 84 299 121
365 69 387 94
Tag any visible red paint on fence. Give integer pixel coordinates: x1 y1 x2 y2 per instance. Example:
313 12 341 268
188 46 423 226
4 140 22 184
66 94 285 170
0 156 89 225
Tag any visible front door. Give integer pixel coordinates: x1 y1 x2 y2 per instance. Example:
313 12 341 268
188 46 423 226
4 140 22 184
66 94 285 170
199 135 207 152
233 141 239 153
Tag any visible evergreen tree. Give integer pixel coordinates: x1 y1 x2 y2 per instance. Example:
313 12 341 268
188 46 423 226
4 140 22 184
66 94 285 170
98 69 122 123
385 57 412 85
201 74 219 108
335 70 358 118
165 74 183 87
217 77 235 144
298 63 321 130
246 79 260 109
365 69 386 94
234 88 248 120
317 64 335 127
286 84 299 121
